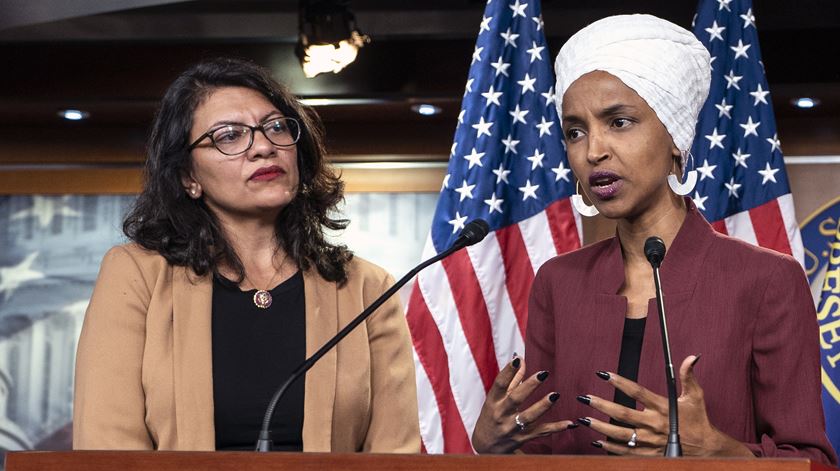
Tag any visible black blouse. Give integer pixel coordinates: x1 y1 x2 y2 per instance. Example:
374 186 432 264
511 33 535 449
611 317 646 426
211 271 306 451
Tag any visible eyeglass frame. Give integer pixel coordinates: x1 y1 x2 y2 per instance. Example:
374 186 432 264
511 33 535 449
187 116 302 156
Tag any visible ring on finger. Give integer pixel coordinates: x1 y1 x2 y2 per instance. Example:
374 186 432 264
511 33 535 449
514 413 527 431
627 429 638 448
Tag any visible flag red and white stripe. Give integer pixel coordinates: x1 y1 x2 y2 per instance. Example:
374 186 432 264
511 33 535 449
407 201 580 453
709 194 803 264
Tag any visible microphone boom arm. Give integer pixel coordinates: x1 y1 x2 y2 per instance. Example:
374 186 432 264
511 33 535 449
645 235 682 457
652 264 682 457
255 220 487 451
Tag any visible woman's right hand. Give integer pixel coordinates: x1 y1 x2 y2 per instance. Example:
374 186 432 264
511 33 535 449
471 355 576 454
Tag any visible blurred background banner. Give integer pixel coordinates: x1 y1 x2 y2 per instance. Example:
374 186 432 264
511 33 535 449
801 196 840 295
0 195 135 453
816 219 840 454
802 199 840 454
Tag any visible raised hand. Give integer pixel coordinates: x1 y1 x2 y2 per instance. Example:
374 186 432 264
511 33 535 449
575 355 753 457
471 355 577 454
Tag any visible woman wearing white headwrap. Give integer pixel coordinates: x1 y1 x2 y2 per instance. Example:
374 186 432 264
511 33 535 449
471 14 836 463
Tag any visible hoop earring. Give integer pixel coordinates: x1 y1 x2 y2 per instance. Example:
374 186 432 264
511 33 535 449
571 180 599 217
667 150 698 196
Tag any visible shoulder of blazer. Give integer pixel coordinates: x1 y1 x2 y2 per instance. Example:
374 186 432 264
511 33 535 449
343 256 394 287
536 236 617 279
107 242 168 265
307 256 397 316
101 243 173 289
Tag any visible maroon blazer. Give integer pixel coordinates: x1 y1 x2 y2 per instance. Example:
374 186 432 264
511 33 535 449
522 203 837 464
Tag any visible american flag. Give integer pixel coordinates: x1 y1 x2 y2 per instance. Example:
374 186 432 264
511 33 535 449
404 0 581 453
690 0 804 263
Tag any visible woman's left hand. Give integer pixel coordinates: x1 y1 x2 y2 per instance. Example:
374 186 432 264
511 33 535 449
577 355 753 457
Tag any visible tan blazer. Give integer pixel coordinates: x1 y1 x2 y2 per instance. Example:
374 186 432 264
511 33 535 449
73 243 420 452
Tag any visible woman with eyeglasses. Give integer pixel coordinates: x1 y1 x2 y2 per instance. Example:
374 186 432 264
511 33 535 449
72 57 420 452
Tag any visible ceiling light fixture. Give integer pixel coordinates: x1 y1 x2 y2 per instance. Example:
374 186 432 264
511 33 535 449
297 0 370 79
411 104 442 116
58 109 90 121
792 97 819 109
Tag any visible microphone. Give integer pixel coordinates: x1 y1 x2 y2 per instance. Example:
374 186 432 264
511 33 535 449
452 218 490 249
255 219 490 451
644 236 682 457
643 237 666 269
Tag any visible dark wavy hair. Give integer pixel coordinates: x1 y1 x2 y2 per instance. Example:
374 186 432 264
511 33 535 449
124 57 352 284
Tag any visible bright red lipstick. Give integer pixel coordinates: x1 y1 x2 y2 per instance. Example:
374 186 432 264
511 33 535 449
249 165 284 181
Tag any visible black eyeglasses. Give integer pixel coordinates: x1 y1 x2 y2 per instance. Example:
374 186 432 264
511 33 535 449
188 117 301 156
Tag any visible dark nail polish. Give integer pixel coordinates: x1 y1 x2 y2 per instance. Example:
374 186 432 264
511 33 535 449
549 392 560 403
577 417 591 426
512 357 521 369
537 370 549 382
691 354 702 367
566 423 579 429
596 371 610 380
576 395 591 405
591 441 603 449
512 351 519 360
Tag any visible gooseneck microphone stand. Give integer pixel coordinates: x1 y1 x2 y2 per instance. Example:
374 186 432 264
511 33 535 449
644 236 682 457
255 219 490 451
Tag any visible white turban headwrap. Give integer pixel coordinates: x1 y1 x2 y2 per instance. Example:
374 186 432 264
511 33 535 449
554 14 711 154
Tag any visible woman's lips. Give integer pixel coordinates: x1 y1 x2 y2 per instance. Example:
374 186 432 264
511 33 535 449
249 166 285 181
588 171 622 199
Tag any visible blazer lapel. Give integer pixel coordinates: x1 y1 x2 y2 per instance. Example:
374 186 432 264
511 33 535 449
589 238 631 401
301 268 338 452
639 202 716 397
171 267 216 450
659 203 713 299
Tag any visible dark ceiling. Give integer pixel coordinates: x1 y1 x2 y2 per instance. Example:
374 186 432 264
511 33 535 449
2 0 840 166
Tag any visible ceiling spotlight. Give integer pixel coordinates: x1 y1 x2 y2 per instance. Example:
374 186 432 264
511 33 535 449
297 0 370 79
411 104 442 116
792 97 819 109
58 109 90 121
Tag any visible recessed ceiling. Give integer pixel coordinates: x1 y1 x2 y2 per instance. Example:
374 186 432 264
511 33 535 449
2 0 839 164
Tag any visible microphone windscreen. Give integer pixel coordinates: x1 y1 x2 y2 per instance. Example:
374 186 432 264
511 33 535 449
644 236 666 268
460 219 490 246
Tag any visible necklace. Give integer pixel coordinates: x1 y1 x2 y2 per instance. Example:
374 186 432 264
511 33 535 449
245 253 288 309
